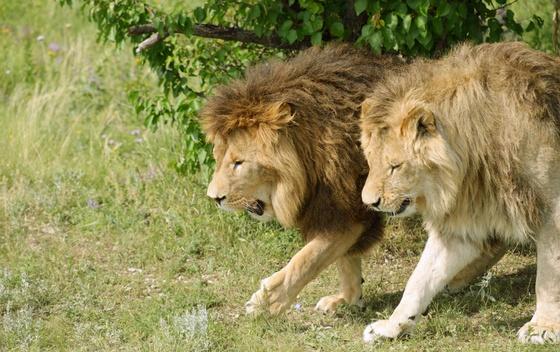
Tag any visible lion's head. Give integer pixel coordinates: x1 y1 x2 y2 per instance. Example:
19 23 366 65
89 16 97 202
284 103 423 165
201 97 307 227
360 90 463 218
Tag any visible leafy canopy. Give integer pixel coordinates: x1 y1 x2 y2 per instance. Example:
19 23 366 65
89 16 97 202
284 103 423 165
58 0 542 172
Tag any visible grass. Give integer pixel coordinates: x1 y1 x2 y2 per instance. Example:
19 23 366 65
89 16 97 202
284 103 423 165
0 0 558 351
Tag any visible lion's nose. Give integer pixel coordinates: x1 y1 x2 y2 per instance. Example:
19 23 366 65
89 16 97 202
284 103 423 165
214 196 226 205
362 192 381 209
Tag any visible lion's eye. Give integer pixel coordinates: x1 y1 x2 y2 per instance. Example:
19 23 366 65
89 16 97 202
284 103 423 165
390 163 402 174
233 160 243 170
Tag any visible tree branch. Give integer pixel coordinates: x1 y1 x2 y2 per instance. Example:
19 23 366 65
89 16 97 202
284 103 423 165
135 32 165 53
128 23 311 52
343 0 367 41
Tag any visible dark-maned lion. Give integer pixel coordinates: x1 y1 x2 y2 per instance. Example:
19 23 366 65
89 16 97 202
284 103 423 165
360 42 560 344
200 44 402 315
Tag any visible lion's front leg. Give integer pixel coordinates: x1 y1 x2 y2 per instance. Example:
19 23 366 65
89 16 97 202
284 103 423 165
315 255 363 313
518 219 560 344
245 225 363 315
363 232 483 343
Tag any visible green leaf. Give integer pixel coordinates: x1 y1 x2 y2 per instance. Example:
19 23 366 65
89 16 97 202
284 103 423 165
311 17 324 31
505 10 523 35
409 20 419 39
281 20 293 32
457 3 467 19
177 16 193 35
368 0 381 13
384 13 398 30
302 20 314 35
418 0 430 16
432 17 443 36
329 21 345 38
415 15 428 37
193 7 206 22
487 17 502 42
395 3 408 16
306 2 323 14
532 14 544 27
311 31 322 45
248 6 261 20
436 2 451 17
286 29 298 44
355 0 367 15
406 0 421 10
417 30 432 48
279 19 293 36
361 24 374 37
368 30 383 54
382 27 396 49
402 14 412 32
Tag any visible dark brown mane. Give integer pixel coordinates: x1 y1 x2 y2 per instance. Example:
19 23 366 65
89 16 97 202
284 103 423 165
201 44 402 252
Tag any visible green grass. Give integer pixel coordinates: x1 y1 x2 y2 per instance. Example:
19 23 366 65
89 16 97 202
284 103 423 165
0 0 558 350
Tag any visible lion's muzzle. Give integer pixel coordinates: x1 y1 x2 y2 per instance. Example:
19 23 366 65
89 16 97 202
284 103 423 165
246 200 265 216
366 197 413 217
213 195 226 205
393 198 411 216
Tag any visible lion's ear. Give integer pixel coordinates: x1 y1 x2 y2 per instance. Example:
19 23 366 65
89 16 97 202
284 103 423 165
416 109 436 136
268 101 294 128
401 107 436 138
255 102 294 143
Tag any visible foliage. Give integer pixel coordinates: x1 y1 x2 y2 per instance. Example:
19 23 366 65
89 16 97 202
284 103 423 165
511 0 555 53
58 0 543 172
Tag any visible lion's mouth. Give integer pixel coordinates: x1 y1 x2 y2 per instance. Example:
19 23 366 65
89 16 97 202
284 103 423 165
246 200 265 216
390 198 411 216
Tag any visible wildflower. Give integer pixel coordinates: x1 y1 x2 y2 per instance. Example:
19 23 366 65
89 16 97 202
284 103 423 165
48 42 61 53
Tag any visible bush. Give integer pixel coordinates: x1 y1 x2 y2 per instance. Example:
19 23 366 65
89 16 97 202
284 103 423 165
59 0 542 172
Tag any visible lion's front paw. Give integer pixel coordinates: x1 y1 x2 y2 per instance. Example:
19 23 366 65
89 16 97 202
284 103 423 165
245 284 269 315
517 322 560 344
363 318 415 343
245 278 292 315
315 294 363 313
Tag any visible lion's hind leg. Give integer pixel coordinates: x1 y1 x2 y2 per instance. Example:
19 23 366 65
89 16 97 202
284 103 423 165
446 239 507 292
518 218 560 344
315 255 363 313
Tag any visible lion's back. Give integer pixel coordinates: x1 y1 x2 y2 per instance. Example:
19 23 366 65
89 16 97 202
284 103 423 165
441 43 560 241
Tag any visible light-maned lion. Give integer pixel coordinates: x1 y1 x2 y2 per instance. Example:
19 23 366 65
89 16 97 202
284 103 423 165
360 42 560 344
200 44 403 315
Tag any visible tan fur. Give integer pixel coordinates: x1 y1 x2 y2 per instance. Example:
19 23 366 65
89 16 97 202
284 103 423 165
201 44 403 314
360 42 560 343
446 240 507 292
